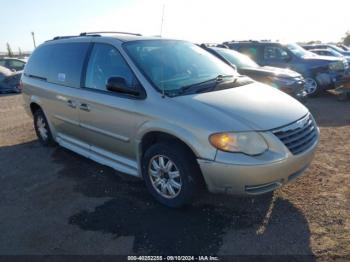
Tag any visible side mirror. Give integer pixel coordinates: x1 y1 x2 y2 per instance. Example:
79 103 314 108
106 76 140 96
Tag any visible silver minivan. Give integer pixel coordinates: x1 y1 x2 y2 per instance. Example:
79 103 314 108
22 32 319 207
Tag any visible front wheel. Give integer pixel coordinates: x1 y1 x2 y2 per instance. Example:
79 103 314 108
142 143 201 208
304 77 320 97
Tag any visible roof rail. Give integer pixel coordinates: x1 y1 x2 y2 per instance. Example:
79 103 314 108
52 35 79 40
80 31 142 36
200 43 229 49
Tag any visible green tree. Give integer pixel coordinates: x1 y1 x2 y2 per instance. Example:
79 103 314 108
6 43 13 57
342 31 350 46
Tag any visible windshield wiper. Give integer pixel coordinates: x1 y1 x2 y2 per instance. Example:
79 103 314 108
178 74 235 95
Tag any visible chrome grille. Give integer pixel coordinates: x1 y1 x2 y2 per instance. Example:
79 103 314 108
273 114 318 155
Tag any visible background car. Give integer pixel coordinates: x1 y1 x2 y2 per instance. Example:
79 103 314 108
0 65 22 94
224 40 349 96
302 43 350 57
336 44 350 51
309 48 350 64
0 58 26 71
201 44 307 100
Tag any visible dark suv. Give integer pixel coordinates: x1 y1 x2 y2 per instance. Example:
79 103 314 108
225 41 349 96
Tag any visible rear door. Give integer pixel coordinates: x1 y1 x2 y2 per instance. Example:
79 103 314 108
77 43 146 175
24 42 91 146
45 42 91 146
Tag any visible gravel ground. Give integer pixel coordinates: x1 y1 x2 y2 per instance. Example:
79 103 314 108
0 93 349 260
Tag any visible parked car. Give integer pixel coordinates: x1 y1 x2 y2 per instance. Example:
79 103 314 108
224 40 349 96
0 66 22 94
22 33 319 207
0 58 26 71
309 49 350 64
336 44 350 51
201 44 307 100
302 44 350 57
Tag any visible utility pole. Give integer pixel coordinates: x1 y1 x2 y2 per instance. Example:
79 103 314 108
160 4 165 37
31 32 36 49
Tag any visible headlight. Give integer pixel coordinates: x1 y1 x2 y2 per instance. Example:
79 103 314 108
329 61 344 71
270 76 296 86
209 132 268 155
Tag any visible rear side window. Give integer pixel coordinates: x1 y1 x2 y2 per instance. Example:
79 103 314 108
24 45 53 79
48 42 90 87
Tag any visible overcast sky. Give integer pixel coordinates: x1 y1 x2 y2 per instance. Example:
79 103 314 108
1 0 349 52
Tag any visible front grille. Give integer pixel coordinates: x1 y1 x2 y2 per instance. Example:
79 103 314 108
273 114 318 155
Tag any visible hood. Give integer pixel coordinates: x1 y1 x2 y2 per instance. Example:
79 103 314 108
240 66 301 78
174 82 308 131
302 55 343 63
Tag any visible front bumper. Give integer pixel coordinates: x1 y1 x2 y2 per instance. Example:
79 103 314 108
197 129 319 195
316 70 350 90
275 79 306 101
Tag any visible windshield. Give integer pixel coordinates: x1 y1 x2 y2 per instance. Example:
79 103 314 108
213 48 259 68
123 40 236 94
326 49 343 57
328 44 346 53
286 43 315 58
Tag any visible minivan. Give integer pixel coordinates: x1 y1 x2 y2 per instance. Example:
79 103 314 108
22 32 319 207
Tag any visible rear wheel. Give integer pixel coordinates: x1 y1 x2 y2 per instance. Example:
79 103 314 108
142 142 201 208
33 109 55 146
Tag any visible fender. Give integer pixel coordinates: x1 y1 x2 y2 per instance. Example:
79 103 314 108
134 120 217 176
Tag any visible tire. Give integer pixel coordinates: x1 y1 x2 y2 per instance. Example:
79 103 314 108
33 109 56 146
142 142 202 208
304 77 321 97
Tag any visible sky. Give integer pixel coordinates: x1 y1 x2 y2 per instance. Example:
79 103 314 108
0 0 349 52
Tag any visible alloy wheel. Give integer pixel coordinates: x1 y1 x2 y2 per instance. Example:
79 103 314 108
148 155 182 199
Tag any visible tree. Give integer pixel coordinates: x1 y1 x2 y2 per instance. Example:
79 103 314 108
6 43 13 57
18 47 22 56
342 31 350 46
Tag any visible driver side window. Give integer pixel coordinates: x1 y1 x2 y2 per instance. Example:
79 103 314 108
264 46 290 61
85 43 137 91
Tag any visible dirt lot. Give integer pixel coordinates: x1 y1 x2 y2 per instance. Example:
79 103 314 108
0 93 349 259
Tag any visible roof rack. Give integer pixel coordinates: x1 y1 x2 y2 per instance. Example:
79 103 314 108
52 35 80 40
79 31 142 36
50 31 142 41
200 43 229 49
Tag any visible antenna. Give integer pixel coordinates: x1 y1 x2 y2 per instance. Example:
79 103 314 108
160 4 165 37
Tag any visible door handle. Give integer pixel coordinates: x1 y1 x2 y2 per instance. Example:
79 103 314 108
67 100 77 109
79 103 90 112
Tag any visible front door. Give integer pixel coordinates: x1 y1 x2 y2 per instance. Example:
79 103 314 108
261 45 291 68
78 43 145 175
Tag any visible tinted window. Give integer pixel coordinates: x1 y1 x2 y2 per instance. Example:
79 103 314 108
48 42 90 87
264 46 290 61
24 45 53 78
85 43 138 92
238 46 259 61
